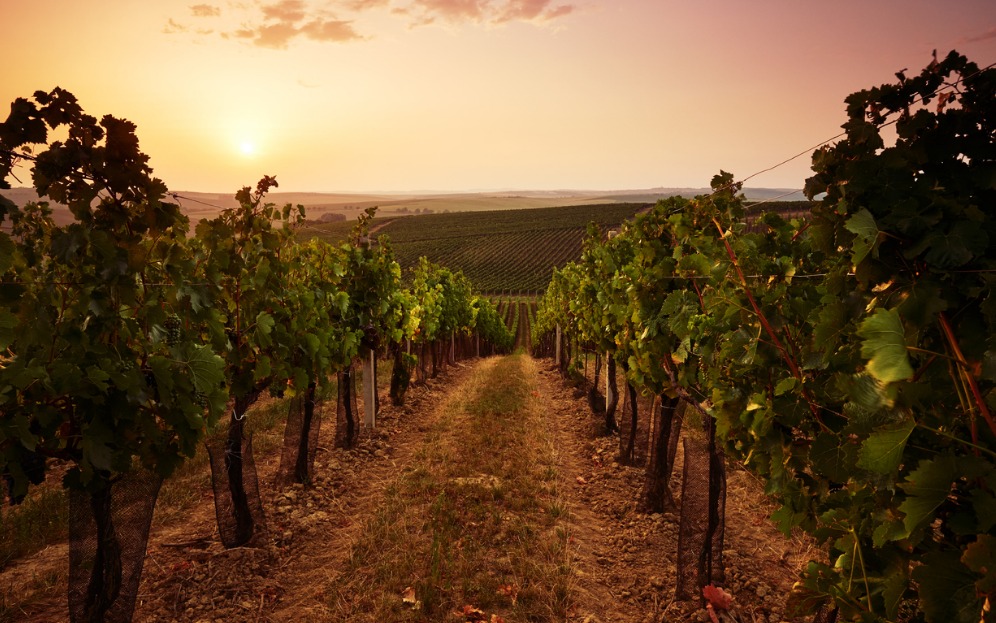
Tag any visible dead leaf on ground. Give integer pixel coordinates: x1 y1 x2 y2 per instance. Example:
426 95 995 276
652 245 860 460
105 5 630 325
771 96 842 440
455 604 488 621
576 475 588 485
702 584 733 610
496 583 519 605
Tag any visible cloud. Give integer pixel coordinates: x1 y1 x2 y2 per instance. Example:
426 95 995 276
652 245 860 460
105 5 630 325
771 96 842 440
494 0 574 23
401 0 575 27
190 4 221 17
301 18 365 42
961 27 996 43
163 18 188 34
261 0 308 23
223 0 363 47
180 0 574 49
340 0 391 9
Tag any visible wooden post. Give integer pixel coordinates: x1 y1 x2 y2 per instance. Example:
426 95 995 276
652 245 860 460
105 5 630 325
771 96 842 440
364 348 377 429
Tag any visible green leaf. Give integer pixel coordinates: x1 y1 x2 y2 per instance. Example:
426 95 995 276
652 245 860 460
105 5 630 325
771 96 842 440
810 432 857 483
0 309 19 350
255 311 275 335
972 489 996 532
844 208 879 265
856 419 915 475
913 550 983 623
857 308 914 383
962 535 996 594
86 366 111 392
881 565 908 622
898 454 957 535
186 345 225 395
774 376 797 396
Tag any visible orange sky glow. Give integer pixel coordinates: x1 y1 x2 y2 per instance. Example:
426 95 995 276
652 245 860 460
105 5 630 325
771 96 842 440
2 1 995 193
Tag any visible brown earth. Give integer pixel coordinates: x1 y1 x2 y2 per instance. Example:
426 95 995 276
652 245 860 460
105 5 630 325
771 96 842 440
0 356 814 622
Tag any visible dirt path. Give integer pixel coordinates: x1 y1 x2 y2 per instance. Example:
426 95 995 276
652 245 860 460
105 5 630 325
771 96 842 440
133 361 479 622
534 359 813 623
1 356 813 623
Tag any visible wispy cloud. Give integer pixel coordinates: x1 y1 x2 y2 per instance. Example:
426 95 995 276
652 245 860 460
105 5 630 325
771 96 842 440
961 26 996 44
262 0 308 22
168 0 576 48
163 18 188 34
401 0 574 25
225 1 363 48
191 4 222 17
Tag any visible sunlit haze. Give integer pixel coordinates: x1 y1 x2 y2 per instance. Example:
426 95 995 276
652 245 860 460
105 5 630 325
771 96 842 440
2 1 995 193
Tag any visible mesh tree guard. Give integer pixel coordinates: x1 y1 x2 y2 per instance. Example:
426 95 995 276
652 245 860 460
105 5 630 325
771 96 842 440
277 382 323 486
641 396 683 513
68 470 163 623
207 431 267 548
335 365 360 449
675 421 727 599
813 605 839 623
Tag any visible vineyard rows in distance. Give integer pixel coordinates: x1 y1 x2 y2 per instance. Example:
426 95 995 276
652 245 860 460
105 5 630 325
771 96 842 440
300 200 815 293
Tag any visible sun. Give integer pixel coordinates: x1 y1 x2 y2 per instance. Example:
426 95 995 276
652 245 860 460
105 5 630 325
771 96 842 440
239 140 256 156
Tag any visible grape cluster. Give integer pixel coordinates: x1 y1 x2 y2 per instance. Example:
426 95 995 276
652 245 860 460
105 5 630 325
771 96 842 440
164 314 182 346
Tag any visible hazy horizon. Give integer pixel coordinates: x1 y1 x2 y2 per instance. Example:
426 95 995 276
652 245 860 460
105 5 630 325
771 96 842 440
3 2 994 194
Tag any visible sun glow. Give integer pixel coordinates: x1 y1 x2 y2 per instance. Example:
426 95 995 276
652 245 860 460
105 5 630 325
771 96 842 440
239 140 256 156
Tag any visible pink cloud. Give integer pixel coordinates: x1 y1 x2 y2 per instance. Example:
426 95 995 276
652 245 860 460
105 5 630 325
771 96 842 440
404 0 575 26
163 18 188 34
962 27 996 43
495 0 571 23
190 4 221 17
261 0 308 23
193 0 574 49
300 18 364 42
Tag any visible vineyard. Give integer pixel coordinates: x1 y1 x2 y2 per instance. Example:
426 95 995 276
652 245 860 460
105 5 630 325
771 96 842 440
1 51 994 623
299 203 649 293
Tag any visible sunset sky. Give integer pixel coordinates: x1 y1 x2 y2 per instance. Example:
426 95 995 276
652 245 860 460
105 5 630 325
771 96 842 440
2 1 995 193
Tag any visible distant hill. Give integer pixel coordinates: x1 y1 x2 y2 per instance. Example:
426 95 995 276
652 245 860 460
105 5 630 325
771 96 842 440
1 185 808 228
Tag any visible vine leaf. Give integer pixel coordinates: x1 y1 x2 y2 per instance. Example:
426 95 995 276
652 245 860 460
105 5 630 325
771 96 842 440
187 345 225 395
898 454 957 536
810 432 857 483
0 309 15 350
856 419 914 475
962 535 996 594
844 208 879 265
912 550 982 623
857 308 914 383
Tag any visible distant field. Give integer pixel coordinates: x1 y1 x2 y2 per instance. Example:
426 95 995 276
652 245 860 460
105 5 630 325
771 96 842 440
298 203 649 293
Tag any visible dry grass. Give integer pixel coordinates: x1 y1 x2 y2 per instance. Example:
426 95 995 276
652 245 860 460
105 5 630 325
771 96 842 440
327 355 575 622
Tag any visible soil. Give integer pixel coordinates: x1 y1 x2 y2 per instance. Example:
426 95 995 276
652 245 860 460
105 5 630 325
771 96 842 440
0 356 814 623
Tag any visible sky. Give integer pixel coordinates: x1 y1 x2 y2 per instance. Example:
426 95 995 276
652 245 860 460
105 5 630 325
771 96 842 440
1 0 995 193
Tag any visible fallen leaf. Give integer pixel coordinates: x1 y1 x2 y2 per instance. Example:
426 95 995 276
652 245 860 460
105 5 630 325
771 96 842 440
702 584 733 610
455 604 487 621
576 475 588 485
496 583 519 605
401 586 416 604
490 615 506 623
